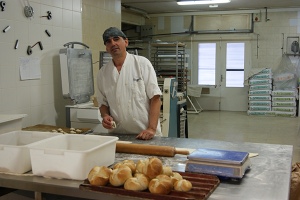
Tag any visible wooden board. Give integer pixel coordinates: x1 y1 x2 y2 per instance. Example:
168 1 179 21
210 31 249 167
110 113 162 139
80 171 220 200
22 124 92 134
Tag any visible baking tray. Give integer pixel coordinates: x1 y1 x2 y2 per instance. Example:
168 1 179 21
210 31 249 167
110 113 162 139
22 124 92 134
80 171 220 200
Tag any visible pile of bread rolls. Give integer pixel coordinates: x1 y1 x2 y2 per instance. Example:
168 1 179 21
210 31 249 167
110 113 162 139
87 157 192 195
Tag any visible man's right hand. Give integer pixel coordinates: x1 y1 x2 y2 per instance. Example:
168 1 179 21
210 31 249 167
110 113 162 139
102 115 114 129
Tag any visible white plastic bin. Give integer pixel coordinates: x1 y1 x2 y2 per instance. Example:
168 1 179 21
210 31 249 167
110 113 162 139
0 114 27 134
0 131 60 173
29 134 119 180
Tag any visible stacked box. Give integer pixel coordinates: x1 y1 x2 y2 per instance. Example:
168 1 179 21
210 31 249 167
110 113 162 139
272 90 297 117
248 68 275 116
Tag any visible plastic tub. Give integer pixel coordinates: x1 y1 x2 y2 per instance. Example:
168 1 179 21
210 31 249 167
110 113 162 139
29 134 118 180
0 131 60 173
0 114 27 134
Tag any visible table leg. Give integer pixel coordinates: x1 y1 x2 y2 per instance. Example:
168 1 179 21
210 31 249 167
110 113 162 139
35 191 42 200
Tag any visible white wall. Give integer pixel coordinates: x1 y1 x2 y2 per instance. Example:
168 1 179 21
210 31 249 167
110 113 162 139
0 0 121 128
143 9 300 110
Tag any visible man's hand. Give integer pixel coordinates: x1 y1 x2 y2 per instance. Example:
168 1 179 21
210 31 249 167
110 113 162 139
136 128 155 140
102 115 115 129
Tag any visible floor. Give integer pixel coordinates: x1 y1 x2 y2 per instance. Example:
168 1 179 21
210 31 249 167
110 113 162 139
187 111 300 164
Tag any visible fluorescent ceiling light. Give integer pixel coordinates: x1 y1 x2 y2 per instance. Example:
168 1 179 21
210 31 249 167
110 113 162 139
177 0 231 5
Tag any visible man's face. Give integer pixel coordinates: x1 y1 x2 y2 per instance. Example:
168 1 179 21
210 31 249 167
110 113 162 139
105 36 128 57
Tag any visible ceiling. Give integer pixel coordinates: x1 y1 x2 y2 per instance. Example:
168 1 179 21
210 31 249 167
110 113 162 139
121 0 300 15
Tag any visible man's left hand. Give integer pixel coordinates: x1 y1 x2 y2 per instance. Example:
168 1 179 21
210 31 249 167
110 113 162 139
136 128 155 140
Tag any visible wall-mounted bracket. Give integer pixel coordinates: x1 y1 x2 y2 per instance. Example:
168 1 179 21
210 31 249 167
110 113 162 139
27 41 43 55
0 1 6 11
41 11 52 20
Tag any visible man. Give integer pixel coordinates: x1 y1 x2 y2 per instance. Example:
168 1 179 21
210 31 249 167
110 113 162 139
96 27 162 140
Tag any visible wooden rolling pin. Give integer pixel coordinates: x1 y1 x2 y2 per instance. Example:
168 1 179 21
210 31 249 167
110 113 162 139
115 143 190 157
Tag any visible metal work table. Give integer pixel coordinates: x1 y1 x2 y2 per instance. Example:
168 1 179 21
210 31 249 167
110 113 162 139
0 134 293 200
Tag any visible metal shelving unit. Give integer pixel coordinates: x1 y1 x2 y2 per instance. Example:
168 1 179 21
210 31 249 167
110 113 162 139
150 42 189 93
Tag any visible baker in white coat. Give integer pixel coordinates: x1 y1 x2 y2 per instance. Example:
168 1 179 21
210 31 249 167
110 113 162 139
96 27 162 140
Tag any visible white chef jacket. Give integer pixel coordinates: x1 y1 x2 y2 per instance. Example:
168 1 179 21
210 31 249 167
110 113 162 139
96 52 162 136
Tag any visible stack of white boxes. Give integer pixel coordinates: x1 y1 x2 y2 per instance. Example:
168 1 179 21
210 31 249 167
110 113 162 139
272 90 297 117
247 68 275 116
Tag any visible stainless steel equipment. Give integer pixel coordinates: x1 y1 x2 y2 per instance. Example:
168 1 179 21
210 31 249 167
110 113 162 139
59 42 107 133
59 42 94 104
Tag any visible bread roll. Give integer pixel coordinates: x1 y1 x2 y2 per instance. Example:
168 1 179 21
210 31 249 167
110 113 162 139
162 166 173 176
136 157 163 179
113 160 136 174
124 173 149 191
88 166 112 186
149 174 173 194
170 172 183 185
109 165 132 186
174 179 192 192
136 158 148 174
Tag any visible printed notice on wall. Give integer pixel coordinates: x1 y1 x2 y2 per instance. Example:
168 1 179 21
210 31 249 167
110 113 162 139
19 57 41 80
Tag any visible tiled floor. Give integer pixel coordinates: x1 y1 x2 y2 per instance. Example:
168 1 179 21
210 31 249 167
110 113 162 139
187 111 300 164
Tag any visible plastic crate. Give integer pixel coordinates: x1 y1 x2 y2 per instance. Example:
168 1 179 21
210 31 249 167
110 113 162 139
29 134 118 180
0 114 27 134
0 131 60 173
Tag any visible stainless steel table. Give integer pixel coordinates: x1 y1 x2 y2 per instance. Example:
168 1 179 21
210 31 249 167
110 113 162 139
0 134 293 200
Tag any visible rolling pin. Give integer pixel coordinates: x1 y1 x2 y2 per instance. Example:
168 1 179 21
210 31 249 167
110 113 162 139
115 143 190 157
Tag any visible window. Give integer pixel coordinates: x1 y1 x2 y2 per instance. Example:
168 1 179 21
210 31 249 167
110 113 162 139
198 43 216 85
198 42 245 87
226 43 245 87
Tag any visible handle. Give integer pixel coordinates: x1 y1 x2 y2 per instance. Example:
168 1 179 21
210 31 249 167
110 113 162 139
63 42 89 49
174 149 190 155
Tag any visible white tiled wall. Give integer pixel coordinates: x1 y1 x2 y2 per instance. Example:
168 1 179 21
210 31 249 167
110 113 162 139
252 11 300 69
0 0 121 128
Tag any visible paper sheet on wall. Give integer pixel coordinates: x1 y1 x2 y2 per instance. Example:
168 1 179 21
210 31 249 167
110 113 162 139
19 57 41 80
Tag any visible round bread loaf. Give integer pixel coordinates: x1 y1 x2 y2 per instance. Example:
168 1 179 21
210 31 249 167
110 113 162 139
162 166 173 176
136 157 163 179
170 172 183 185
148 174 173 195
174 179 192 192
88 166 112 186
109 165 132 186
136 158 148 173
113 159 136 174
124 173 149 191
